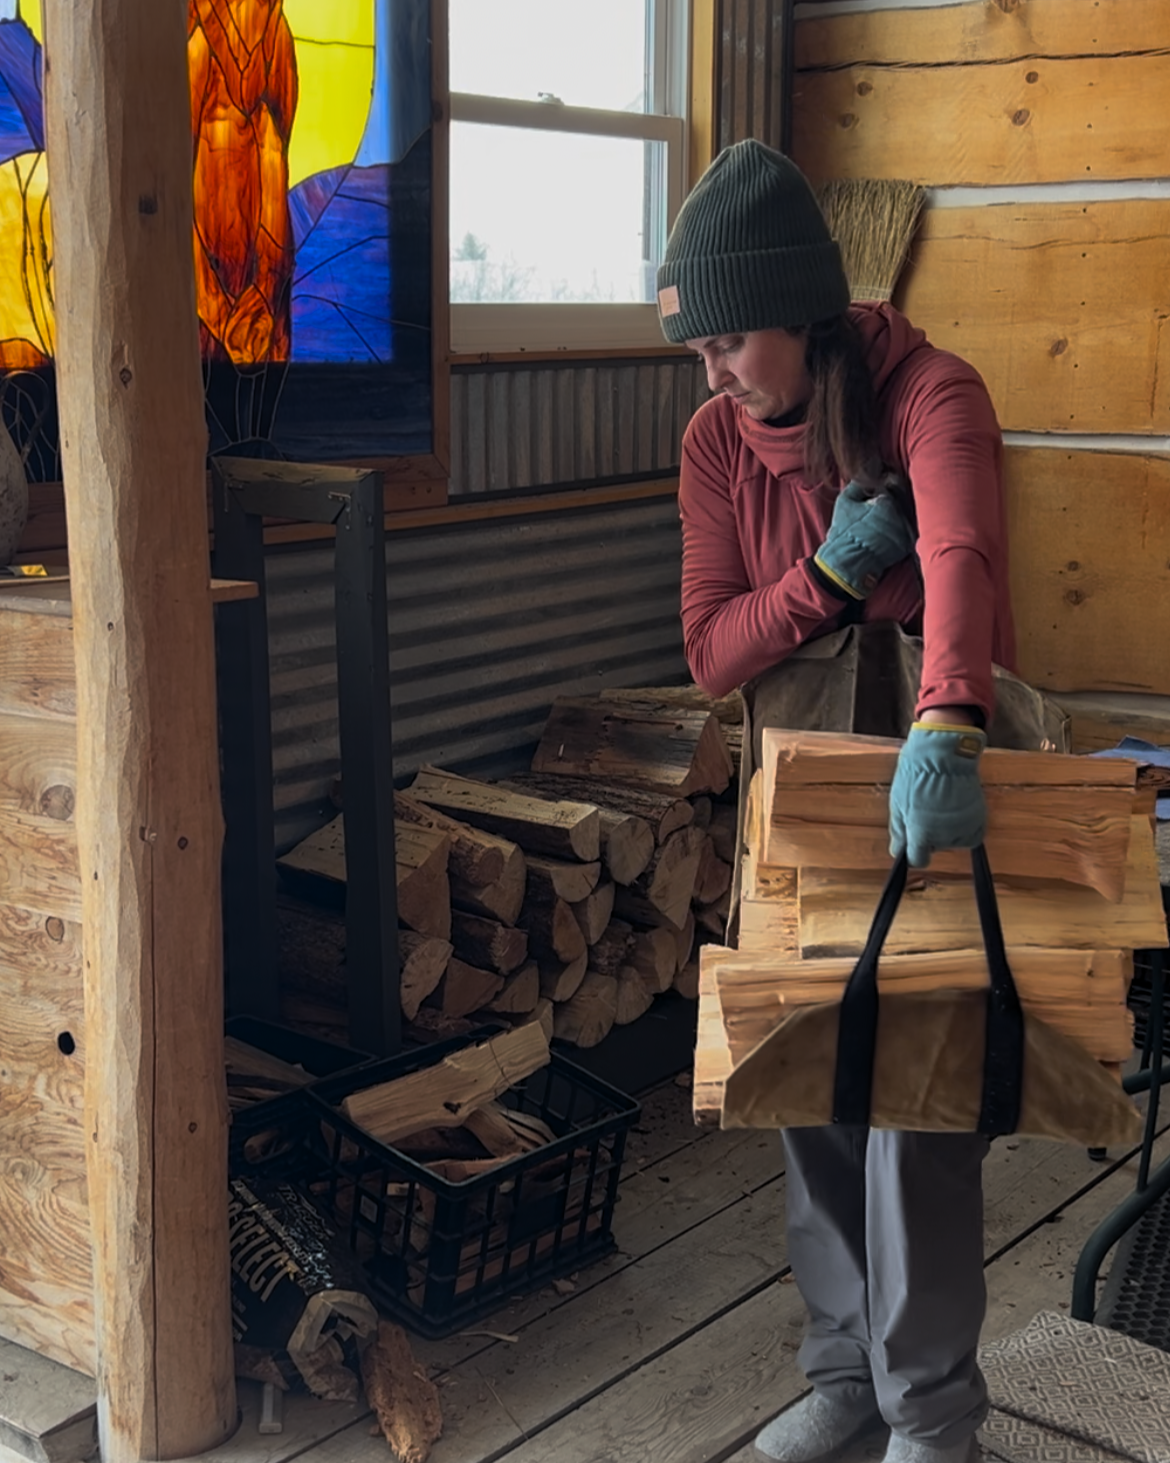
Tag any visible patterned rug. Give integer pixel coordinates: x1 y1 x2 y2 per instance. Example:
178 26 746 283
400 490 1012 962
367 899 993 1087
978 1312 1170 1463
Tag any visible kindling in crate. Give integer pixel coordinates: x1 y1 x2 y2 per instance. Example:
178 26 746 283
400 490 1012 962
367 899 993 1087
301 1024 641 1338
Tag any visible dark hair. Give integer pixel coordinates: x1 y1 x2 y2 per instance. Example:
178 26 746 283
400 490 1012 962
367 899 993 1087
800 314 881 488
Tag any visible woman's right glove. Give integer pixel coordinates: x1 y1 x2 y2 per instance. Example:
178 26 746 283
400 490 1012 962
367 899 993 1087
814 480 916 599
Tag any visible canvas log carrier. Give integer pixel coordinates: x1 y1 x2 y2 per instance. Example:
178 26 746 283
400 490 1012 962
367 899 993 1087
720 848 1144 1148
727 620 1070 941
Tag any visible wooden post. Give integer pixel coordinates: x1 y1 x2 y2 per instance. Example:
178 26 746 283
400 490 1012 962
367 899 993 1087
42 2 237 1458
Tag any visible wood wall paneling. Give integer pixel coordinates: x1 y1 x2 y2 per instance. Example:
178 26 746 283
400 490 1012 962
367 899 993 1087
792 1 1170 185
715 0 793 153
1004 447 1170 695
895 200 1170 435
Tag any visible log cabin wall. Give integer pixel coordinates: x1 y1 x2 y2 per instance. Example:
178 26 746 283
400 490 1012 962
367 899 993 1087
791 0 1170 698
0 593 93 1376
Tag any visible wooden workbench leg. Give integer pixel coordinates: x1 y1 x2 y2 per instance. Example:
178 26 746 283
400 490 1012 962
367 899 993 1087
42 1 237 1457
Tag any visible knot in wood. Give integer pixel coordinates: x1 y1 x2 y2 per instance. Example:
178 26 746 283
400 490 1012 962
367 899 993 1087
1065 588 1086 606
1026 71 1039 84
45 917 65 942
1011 108 1030 127
40 784 75 821
839 113 858 130
119 367 133 387
1049 338 1069 357
856 81 873 96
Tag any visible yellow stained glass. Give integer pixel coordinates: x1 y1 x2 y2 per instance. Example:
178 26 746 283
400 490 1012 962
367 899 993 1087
286 40 373 188
0 152 52 369
20 2 40 43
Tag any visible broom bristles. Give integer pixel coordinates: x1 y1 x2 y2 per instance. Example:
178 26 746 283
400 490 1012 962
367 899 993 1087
816 177 927 304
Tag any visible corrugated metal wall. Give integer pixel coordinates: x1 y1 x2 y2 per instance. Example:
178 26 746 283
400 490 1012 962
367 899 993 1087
449 356 707 495
265 492 689 852
715 0 794 154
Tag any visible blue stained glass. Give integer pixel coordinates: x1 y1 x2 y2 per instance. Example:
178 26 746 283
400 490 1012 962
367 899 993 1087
289 164 392 363
0 18 44 163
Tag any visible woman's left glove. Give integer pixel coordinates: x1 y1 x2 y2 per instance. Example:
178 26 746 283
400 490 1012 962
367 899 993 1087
889 722 988 867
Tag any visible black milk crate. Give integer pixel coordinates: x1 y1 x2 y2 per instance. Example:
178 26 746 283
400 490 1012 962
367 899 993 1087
302 1031 641 1337
226 1015 372 1175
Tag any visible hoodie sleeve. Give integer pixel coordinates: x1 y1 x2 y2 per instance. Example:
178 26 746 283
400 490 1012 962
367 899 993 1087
895 358 1004 721
678 412 848 698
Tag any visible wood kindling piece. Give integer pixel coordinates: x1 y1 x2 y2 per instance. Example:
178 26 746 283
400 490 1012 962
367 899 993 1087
504 770 694 846
531 696 734 798
760 730 1138 901
409 764 600 862
339 1024 551 1145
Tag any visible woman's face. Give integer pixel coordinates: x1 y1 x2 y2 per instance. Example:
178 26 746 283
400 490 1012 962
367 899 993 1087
687 327 812 421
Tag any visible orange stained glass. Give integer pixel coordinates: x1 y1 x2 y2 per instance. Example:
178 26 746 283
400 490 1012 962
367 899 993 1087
189 0 299 366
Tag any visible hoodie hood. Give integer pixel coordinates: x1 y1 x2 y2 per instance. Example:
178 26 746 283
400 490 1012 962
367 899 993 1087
733 302 930 480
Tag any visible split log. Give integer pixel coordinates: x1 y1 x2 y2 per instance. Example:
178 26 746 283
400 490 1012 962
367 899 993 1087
626 927 677 995
588 919 637 977
552 972 618 1048
673 960 701 1000
695 889 731 940
399 933 455 1021
796 814 1167 957
693 834 732 905
484 961 540 1015
538 951 588 1002
690 796 713 830
529 997 556 1042
449 910 528 974
503 769 692 846
463 1101 556 1157
522 886 588 965
694 946 733 1124
532 697 734 797
738 869 800 956
279 991 349 1043
360 1320 443 1463
425 958 505 1020
340 1024 551 1145
410 764 599 862
450 861 526 928
674 909 697 972
603 684 744 726
278 815 451 941
394 790 512 887
711 946 1134 1065
570 878 615 946
708 804 738 864
625 826 706 930
526 853 601 904
760 730 1137 901
614 967 655 1026
406 1008 478 1044
499 773 658 881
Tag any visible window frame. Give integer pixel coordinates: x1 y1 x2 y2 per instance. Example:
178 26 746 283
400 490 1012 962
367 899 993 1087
447 0 691 354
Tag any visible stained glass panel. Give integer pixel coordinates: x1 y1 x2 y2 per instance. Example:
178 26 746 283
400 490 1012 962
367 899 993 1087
0 0 433 467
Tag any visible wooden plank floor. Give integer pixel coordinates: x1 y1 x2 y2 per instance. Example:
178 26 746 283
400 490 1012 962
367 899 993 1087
167 1077 1168 1463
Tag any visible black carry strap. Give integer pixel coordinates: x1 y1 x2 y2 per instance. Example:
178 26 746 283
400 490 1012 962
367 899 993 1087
831 847 1025 1137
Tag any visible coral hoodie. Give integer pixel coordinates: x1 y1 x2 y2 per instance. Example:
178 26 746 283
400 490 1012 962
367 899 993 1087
678 302 1016 720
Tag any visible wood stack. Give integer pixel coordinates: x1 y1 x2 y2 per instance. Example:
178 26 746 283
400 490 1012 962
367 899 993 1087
276 688 742 1051
696 729 1169 1125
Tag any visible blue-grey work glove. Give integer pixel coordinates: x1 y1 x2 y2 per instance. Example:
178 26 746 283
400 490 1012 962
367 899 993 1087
814 480 916 599
889 722 989 868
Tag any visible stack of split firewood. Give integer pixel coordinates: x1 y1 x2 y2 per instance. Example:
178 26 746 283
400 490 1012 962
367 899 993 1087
277 687 744 1050
695 729 1169 1124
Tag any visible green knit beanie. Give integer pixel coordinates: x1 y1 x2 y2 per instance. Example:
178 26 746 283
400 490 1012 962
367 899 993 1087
656 139 850 344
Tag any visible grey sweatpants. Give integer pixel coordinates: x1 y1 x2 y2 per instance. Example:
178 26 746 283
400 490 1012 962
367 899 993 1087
783 1126 990 1448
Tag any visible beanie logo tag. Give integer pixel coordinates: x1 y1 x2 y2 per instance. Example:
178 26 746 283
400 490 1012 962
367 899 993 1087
658 284 681 318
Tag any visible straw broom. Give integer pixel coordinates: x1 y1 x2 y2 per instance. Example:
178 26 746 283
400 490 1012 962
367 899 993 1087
815 178 927 303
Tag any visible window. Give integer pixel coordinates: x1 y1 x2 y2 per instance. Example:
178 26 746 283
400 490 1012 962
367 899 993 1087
448 0 689 353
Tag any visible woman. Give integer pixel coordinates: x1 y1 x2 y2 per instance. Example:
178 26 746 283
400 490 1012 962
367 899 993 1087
657 140 1021 1463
